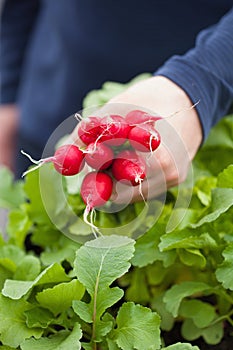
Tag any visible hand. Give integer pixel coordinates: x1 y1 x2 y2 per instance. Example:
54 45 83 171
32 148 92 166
101 76 203 203
0 104 19 171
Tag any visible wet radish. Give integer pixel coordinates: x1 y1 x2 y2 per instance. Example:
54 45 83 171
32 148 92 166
125 109 162 127
21 144 85 176
80 171 113 236
128 124 161 152
80 171 113 208
85 142 114 170
99 115 131 146
77 116 101 145
111 150 146 186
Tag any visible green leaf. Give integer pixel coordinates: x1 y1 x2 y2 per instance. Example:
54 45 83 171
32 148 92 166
13 255 41 281
73 300 93 323
0 245 26 285
110 302 161 350
179 300 216 328
132 223 176 268
74 234 134 293
0 244 25 267
41 245 75 265
195 176 217 207
125 268 150 304
68 217 93 239
166 208 201 233
38 165 71 227
151 294 174 331
2 263 70 299
21 322 82 350
201 321 224 344
0 234 5 246
146 262 167 285
159 231 217 252
36 279 85 316
163 281 211 317
24 307 54 328
6 208 32 248
0 167 25 209
217 164 233 188
181 318 223 345
178 249 206 268
0 295 43 347
191 188 233 227
202 115 233 149
30 225 62 249
216 243 233 290
23 167 54 225
40 235 80 266
73 235 135 341
0 265 12 290
162 343 200 350
106 338 121 350
194 116 233 175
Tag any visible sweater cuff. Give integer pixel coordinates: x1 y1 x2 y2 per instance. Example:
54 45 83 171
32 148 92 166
154 55 233 141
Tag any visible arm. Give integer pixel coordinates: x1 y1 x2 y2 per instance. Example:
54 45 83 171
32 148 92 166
155 7 233 141
98 8 233 202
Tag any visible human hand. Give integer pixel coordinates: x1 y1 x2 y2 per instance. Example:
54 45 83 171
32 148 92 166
70 75 202 204
98 76 203 203
0 104 19 171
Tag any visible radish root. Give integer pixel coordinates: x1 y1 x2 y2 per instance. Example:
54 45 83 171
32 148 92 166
83 200 102 239
135 175 147 206
166 100 200 119
20 150 54 177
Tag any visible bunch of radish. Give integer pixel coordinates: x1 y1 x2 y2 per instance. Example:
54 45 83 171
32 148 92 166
22 110 161 235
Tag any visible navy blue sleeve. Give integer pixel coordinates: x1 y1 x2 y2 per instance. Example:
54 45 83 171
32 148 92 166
154 7 233 141
0 0 40 104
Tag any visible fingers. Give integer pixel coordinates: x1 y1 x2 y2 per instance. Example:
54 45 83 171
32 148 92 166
110 121 192 204
68 76 202 205
110 150 187 205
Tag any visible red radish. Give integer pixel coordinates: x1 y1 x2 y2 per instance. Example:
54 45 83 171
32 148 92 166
21 144 84 177
81 171 113 208
52 144 85 175
112 150 146 186
80 171 113 237
77 116 101 145
125 109 162 127
99 115 131 146
85 142 114 170
128 124 161 152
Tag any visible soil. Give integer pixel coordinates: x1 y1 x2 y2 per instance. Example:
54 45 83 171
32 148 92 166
162 322 233 350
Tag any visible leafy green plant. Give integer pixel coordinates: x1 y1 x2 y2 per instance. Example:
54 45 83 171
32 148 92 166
0 76 233 349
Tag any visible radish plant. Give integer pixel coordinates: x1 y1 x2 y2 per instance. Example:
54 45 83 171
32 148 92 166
1 77 232 350
128 124 161 152
84 142 114 170
21 144 85 177
111 150 146 186
21 108 162 236
125 109 162 127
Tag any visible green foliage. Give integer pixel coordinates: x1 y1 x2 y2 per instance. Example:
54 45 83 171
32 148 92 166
0 77 233 349
20 323 82 350
0 168 25 209
0 295 43 347
109 302 161 350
